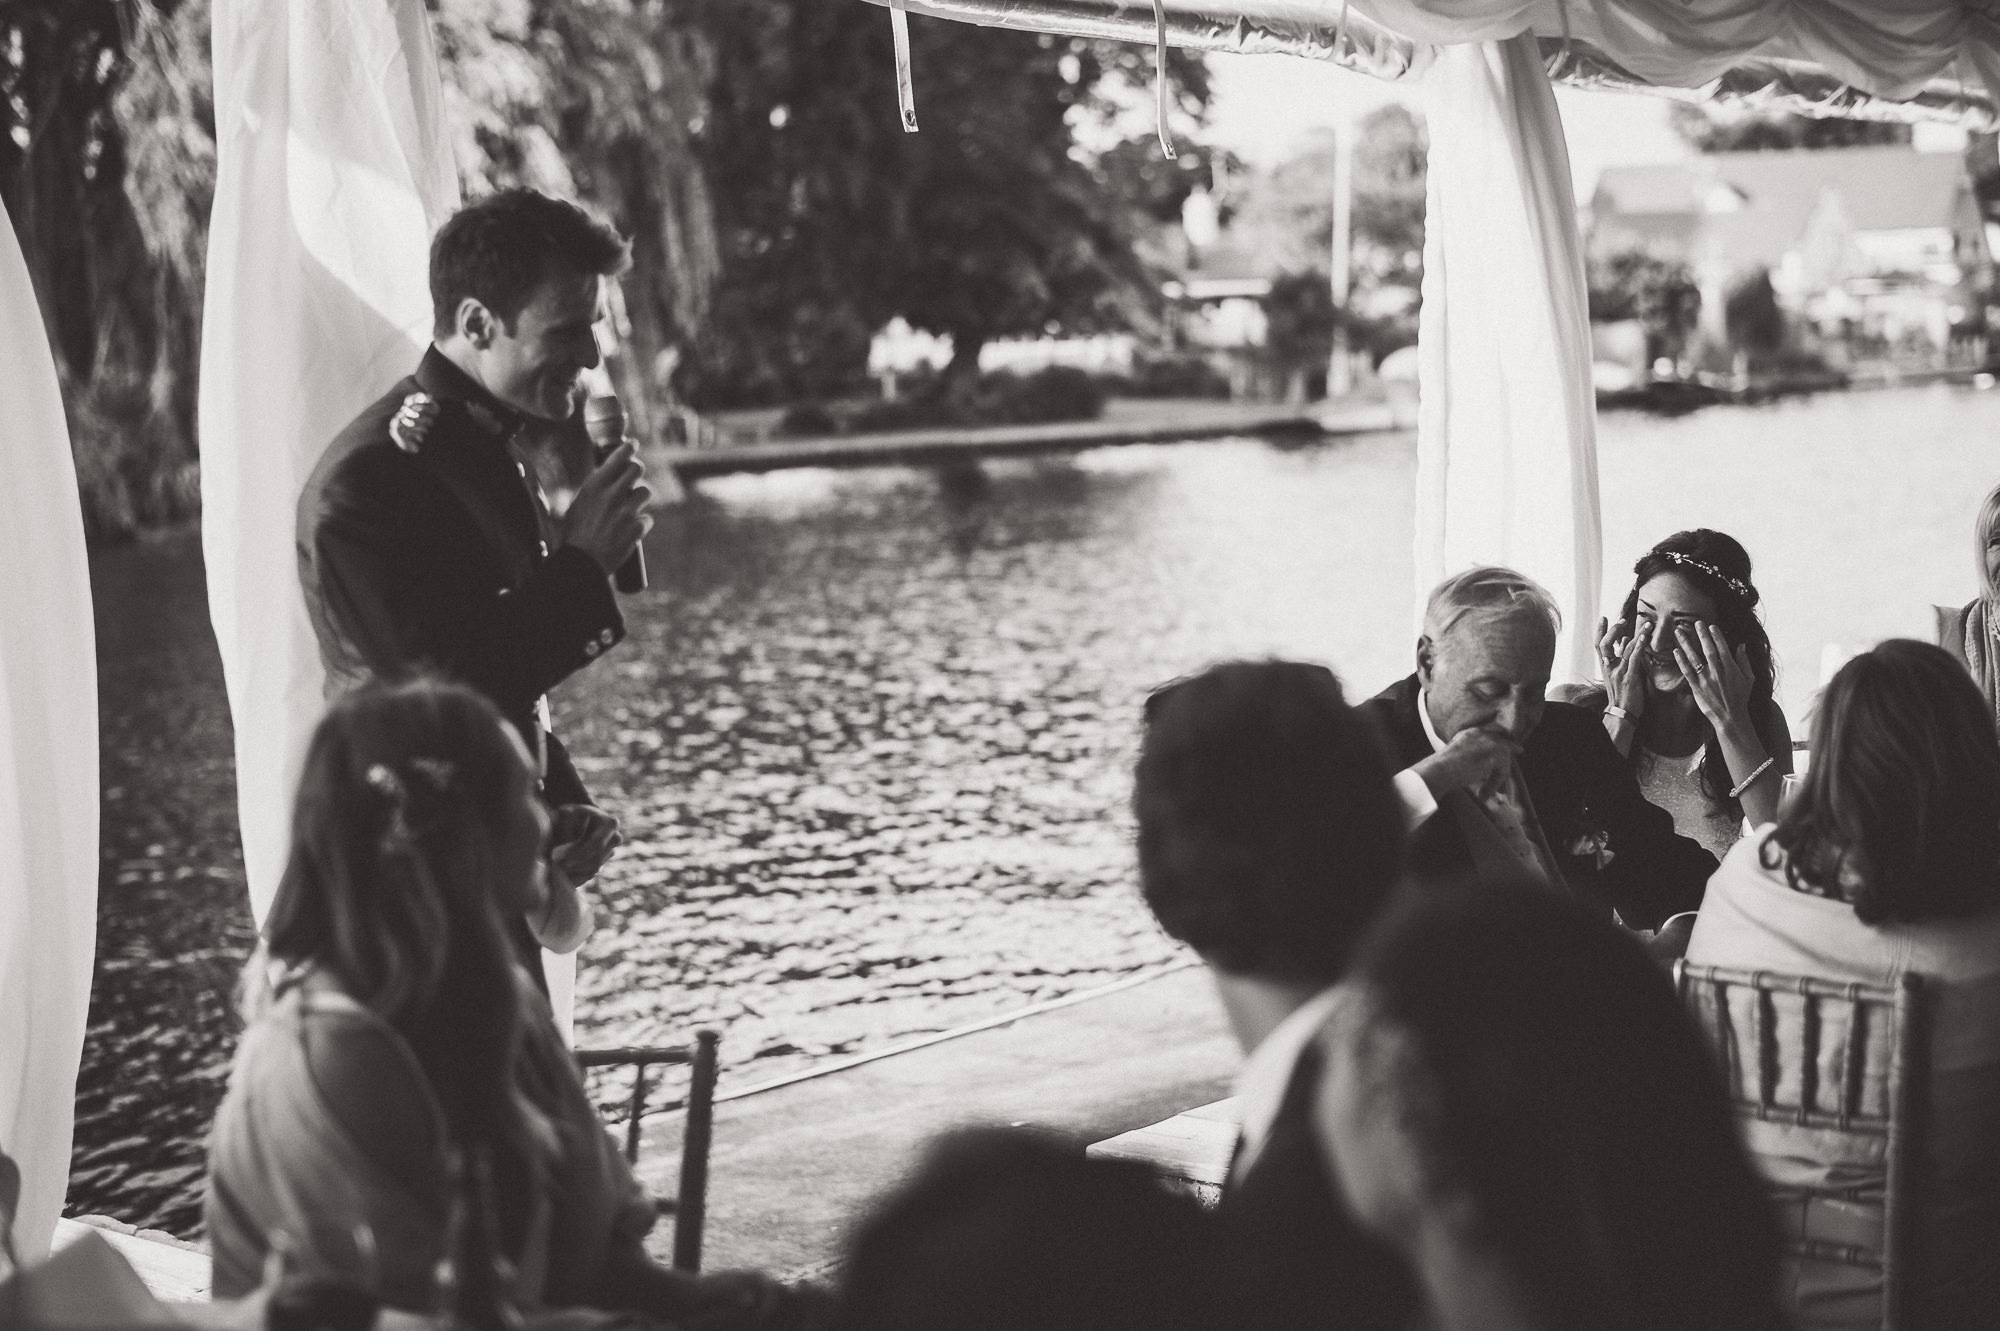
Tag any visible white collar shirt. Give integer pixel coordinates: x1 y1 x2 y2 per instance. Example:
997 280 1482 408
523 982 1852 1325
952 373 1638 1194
1228 985 1349 1183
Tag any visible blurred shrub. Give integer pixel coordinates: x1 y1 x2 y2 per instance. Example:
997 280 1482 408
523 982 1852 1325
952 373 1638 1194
1107 355 1233 399
774 402 840 437
834 366 1107 433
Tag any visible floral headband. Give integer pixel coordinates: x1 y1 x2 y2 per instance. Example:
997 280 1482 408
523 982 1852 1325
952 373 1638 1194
1655 548 1755 604
364 758 457 852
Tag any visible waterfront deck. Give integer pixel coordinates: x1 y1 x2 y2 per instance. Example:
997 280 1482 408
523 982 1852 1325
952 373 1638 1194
57 965 1231 1301
52 1215 210 1302
628 963 1234 1279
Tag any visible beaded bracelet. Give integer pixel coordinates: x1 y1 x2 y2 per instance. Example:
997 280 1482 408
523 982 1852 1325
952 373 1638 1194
1728 756 1776 799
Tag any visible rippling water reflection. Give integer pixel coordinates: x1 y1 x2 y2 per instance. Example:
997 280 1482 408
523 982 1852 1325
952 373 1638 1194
76 386 2000 1234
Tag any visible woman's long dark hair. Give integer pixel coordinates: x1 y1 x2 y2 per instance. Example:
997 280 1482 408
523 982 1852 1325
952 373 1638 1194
258 678 553 1255
1618 529 1778 816
1764 639 2000 924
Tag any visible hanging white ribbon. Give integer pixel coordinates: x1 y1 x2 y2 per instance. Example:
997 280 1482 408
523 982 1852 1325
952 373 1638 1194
891 0 920 131
0 194 100 1264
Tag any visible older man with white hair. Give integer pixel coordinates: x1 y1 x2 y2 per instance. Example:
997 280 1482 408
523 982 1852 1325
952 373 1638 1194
1357 566 1716 931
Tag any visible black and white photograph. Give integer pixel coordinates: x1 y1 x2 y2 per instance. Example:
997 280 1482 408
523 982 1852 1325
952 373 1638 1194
5 1 2000 1327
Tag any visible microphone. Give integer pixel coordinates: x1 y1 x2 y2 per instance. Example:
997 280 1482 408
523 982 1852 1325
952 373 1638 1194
582 394 648 594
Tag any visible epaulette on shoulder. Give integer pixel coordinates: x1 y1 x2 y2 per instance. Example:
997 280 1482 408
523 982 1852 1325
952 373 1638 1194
388 391 440 453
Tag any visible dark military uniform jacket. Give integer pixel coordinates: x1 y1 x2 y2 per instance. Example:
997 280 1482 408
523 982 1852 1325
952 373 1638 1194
297 346 625 811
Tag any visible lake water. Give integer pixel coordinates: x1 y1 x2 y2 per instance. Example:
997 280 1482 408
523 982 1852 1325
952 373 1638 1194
73 383 2000 1235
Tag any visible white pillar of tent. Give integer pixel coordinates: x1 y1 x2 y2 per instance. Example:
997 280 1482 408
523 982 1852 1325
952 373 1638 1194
1413 32 1602 681
0 193 100 1264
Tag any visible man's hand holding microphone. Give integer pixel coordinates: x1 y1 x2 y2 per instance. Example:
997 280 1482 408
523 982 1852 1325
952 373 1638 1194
566 394 651 591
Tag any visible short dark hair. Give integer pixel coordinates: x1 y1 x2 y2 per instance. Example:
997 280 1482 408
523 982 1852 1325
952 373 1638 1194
429 188 630 335
1766 639 2000 923
832 1127 1224 1331
1135 660 1403 984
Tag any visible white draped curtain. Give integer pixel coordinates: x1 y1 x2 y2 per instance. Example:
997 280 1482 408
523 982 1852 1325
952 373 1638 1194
1414 32 1601 679
0 195 99 1264
200 0 457 928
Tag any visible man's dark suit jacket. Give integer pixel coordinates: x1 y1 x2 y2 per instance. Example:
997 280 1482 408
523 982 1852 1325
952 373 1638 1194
1219 1042 1420 1331
297 346 625 811
1358 674 1717 931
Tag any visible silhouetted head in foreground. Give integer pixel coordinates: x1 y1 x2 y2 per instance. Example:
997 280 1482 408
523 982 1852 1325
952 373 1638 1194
832 1127 1225 1331
1136 658 1403 987
1334 881 1787 1331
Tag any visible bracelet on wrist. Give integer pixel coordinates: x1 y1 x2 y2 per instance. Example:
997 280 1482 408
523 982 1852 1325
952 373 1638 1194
1604 705 1630 722
1728 756 1776 800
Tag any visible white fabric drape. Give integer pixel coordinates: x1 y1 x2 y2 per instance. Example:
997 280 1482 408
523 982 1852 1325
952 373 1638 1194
901 2 2000 107
200 0 458 926
0 198 100 1264
1414 31 1602 680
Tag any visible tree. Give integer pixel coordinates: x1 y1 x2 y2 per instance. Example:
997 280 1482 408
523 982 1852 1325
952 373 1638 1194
1724 268 1786 356
1 0 210 540
1219 103 1427 366
1263 269 1337 380
3 0 725 537
1669 104 1910 153
433 0 722 437
688 3 1214 403
1349 103 1427 295
1587 250 1700 363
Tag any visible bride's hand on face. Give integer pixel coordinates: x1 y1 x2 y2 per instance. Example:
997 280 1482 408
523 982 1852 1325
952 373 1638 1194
1673 621 1754 732
1596 616 1646 717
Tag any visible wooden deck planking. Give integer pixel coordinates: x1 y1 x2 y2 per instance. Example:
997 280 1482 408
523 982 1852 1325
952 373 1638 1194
53 1215 212 1303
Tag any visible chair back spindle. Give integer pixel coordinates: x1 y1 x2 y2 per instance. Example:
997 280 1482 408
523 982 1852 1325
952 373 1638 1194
575 1029 723 1272
1675 962 1924 1331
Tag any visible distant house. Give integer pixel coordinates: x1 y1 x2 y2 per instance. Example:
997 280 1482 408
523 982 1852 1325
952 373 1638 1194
1165 238 1274 359
1588 145 1993 362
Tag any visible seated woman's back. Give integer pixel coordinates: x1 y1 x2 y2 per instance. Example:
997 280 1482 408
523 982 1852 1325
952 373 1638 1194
208 970 650 1309
1686 639 2000 1331
204 679 786 1330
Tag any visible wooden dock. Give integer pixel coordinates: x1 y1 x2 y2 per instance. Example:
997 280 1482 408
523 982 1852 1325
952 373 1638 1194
625 964 1236 1278
660 399 1408 480
52 1215 210 1302
1088 1097 1240 1206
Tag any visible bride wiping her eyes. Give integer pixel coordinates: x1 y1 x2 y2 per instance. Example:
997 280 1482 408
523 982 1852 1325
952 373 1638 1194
1570 529 1794 865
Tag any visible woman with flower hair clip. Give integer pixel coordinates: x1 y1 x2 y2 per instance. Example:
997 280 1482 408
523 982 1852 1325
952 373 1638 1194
205 678 797 1329
1577 529 1793 864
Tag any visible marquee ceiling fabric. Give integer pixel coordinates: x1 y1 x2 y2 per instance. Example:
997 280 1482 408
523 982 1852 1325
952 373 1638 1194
856 0 2000 126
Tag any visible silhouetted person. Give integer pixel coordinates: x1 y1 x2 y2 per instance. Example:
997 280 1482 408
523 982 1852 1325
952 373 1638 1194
831 1127 1225 1331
